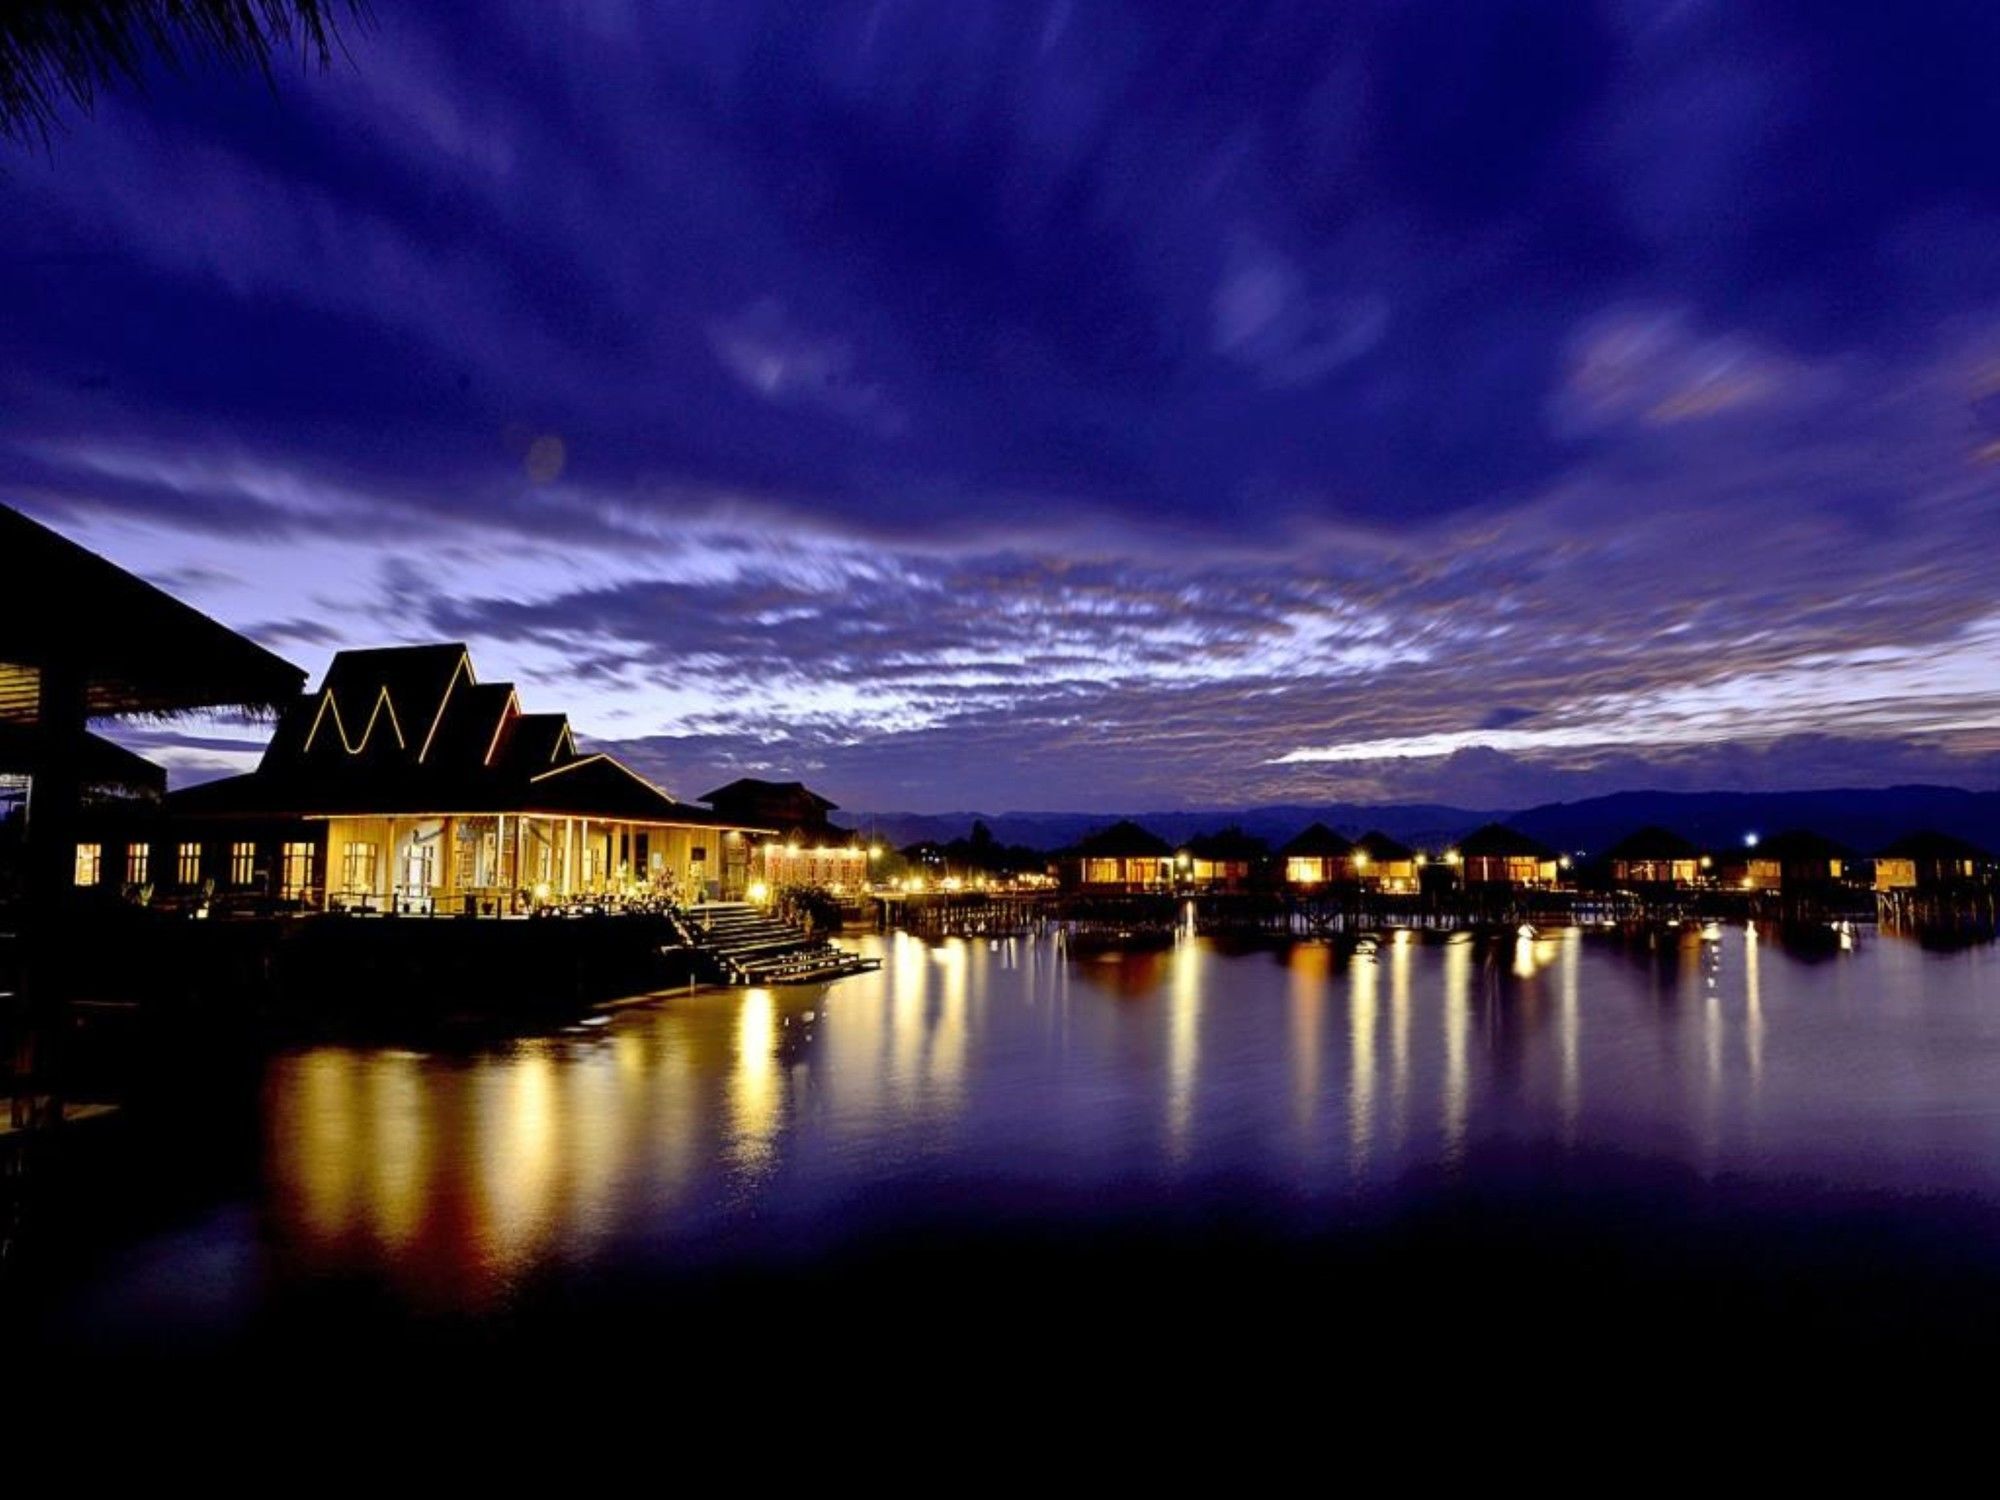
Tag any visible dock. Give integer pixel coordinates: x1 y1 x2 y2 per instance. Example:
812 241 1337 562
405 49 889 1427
672 902 880 986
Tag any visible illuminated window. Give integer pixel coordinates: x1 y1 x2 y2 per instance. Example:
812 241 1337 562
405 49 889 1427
178 842 201 884
230 841 255 886
404 842 436 891
1285 857 1321 885
126 843 149 886
73 842 101 886
280 842 315 899
342 842 379 893
1083 858 1121 884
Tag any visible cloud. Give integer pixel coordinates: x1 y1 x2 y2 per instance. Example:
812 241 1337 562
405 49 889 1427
10 2 2000 809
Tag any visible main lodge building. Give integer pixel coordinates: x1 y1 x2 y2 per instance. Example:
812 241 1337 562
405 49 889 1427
147 644 772 912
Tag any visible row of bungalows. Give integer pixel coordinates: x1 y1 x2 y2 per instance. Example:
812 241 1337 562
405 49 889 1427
1058 814 2000 898
79 644 779 914
1600 826 1997 894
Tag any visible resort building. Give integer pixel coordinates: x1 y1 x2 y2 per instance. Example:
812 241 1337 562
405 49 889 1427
2 504 305 914
1352 830 1421 892
1724 829 1851 892
1457 824 1561 888
157 644 770 912
1604 826 1708 889
1280 822 1355 887
1872 830 1993 891
1182 828 1266 892
701 778 875 894
1063 820 1175 892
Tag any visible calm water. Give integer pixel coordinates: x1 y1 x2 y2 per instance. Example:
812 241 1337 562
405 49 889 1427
22 921 2000 1358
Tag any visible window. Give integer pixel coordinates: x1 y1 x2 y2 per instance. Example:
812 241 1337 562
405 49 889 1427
126 844 149 886
230 841 256 886
1286 857 1322 885
404 842 436 891
74 842 102 886
178 842 201 884
281 842 315 899
342 842 379 893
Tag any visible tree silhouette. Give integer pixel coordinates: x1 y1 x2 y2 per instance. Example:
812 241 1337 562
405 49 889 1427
1 0 369 146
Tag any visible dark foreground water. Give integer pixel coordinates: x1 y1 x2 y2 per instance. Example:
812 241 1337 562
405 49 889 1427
13 920 2000 1394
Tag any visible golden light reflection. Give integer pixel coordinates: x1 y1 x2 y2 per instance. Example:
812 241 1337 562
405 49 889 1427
1557 927 1580 1140
1347 943 1379 1174
730 989 780 1177
1442 933 1471 1164
483 1051 559 1273
1165 935 1202 1163
1389 930 1413 1150
1288 941 1329 1143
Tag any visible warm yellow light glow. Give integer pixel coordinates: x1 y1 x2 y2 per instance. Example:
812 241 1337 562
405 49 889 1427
1415 852 1428 866
747 879 770 903
868 844 882 859
1353 851 1369 867
1444 850 1461 865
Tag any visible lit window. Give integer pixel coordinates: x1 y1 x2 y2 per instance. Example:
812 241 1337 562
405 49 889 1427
230 842 256 886
281 842 315 899
126 844 149 886
73 842 102 886
342 842 379 893
178 842 201 884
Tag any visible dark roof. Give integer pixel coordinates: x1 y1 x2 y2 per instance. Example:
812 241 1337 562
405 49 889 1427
1353 830 1415 861
1072 819 1173 859
1878 829 1992 861
1185 827 1268 861
167 643 771 832
1 504 304 722
0 724 163 795
701 778 838 812
1457 823 1556 859
1281 822 1354 858
1752 829 1851 862
1605 825 1702 861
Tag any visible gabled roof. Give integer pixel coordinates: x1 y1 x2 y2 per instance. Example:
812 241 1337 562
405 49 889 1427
1072 819 1173 859
1353 830 1415 861
1281 822 1354 858
1458 823 1555 859
166 643 765 831
1878 829 1991 861
1 503 304 722
1752 829 1851 862
1186 827 1268 861
1605 825 1701 861
701 777 839 812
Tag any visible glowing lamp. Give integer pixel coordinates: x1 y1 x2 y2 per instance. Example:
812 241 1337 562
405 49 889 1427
747 880 770 904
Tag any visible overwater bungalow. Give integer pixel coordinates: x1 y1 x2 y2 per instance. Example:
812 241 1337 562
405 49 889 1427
154 644 770 913
1872 830 1993 891
701 778 874 894
1604 826 1708 889
1457 823 1561 888
1724 829 1851 892
1280 822 1355 887
1182 828 1266 892
1062 819 1175 892
1352 830 1421 892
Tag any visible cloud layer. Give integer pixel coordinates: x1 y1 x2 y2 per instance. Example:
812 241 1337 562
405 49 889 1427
5 2 2000 810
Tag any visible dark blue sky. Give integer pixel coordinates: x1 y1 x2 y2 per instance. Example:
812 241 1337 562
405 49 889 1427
6 1 2000 811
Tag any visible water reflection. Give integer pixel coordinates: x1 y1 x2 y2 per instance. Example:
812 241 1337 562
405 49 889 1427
249 924 2000 1316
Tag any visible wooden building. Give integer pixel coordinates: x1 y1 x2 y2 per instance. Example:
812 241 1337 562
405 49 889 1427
155 644 769 912
701 778 873 894
1457 823 1561 888
1352 830 1422 892
1063 820 1174 892
1724 829 1851 892
1181 828 1266 892
1604 826 1707 889
1280 822 1355 887
1872 830 1993 891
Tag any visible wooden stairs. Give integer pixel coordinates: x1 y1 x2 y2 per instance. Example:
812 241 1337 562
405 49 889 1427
673 902 880 986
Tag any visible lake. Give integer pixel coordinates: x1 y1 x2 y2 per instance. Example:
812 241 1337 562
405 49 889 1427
16 919 2000 1379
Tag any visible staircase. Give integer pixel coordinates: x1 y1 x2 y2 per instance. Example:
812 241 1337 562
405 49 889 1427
674 902 880 986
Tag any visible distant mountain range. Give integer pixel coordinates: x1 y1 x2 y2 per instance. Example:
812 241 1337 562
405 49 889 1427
846 785 2000 856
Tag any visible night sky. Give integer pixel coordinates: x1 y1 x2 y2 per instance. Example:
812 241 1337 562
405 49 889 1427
6 2 2000 813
